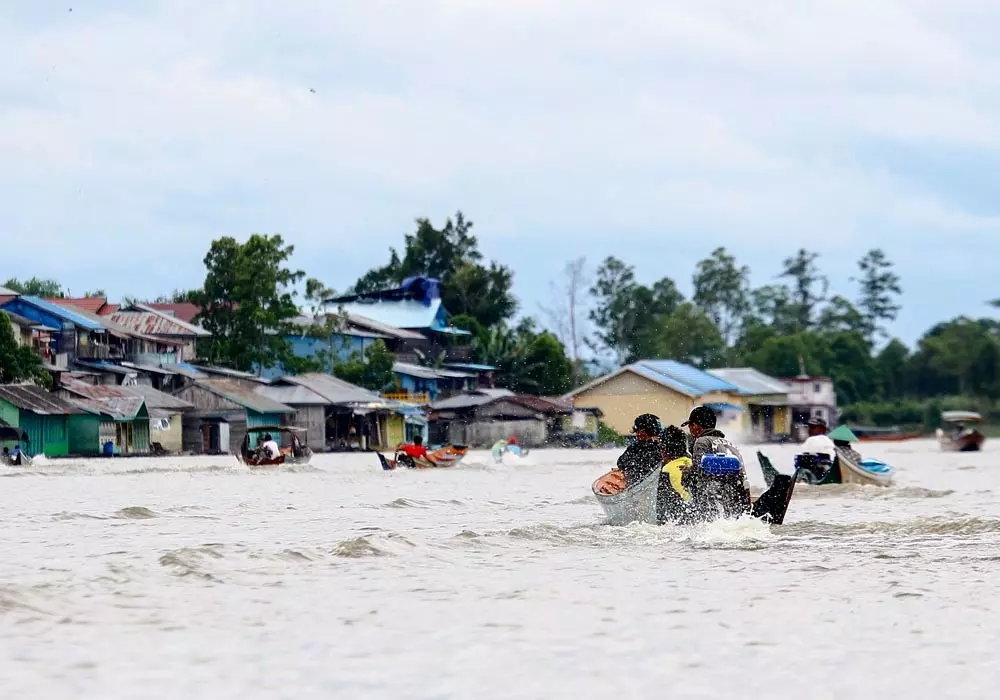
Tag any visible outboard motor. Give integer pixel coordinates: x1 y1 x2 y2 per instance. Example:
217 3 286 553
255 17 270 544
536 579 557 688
691 454 752 521
794 452 833 484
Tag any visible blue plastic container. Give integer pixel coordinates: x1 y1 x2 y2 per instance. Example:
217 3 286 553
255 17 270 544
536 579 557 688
701 454 741 476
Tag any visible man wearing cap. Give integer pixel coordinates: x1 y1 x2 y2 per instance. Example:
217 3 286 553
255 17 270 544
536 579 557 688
801 416 835 460
616 413 666 487
681 405 751 493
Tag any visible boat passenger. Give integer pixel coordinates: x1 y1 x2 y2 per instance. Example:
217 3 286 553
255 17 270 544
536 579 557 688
616 413 664 487
656 425 695 524
800 417 836 460
261 434 281 460
400 435 436 464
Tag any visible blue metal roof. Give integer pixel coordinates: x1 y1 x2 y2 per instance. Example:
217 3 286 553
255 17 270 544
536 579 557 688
704 402 745 413
3 296 105 331
634 360 741 397
443 363 497 371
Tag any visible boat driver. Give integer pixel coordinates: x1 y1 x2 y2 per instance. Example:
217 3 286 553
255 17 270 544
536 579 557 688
800 417 835 460
682 406 751 493
261 433 281 460
400 435 436 464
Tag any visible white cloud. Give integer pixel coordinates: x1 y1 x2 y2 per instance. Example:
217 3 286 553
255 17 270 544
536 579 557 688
2 1 1000 341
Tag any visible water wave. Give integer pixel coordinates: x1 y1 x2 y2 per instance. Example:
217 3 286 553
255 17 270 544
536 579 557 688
791 484 953 500
783 516 1000 538
158 546 225 582
115 506 159 519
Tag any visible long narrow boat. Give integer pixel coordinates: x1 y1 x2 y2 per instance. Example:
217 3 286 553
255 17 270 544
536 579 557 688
851 426 923 442
758 448 894 488
378 444 470 470
592 456 797 526
238 426 313 467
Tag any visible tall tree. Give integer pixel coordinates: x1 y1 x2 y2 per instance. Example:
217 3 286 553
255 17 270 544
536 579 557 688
780 249 828 332
351 212 517 328
195 234 304 373
855 248 902 342
875 339 910 400
692 247 750 346
540 257 589 364
589 256 683 364
0 313 51 388
4 277 64 298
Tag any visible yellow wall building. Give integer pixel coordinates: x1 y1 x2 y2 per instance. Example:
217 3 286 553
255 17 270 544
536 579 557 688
707 368 793 441
566 360 747 435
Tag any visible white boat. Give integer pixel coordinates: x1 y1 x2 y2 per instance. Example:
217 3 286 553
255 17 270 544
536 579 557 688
835 448 894 487
592 467 660 526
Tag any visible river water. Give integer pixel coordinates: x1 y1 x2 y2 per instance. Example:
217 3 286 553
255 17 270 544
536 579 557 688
1 440 998 699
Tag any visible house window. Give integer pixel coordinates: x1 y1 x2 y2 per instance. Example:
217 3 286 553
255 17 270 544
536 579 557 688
813 383 821 394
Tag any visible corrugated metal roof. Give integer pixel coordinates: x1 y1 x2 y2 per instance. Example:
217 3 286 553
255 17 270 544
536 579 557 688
145 303 202 324
191 364 269 383
68 396 146 421
345 313 427 340
0 286 18 296
13 296 105 330
59 377 192 411
108 305 210 338
431 393 497 410
339 299 447 331
195 379 294 414
256 384 331 406
708 368 790 396
444 363 497 371
636 360 740 396
275 373 381 405
47 297 111 315
392 361 441 380
0 384 85 415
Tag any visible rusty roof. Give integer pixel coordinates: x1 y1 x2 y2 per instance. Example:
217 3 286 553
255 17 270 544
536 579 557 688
503 395 573 414
0 384 85 415
108 306 209 338
47 297 112 315
145 303 203 324
59 376 192 411
68 396 146 421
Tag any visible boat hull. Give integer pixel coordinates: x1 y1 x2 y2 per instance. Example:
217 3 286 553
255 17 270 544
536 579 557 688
938 430 985 452
379 444 469 470
593 463 797 526
836 449 894 487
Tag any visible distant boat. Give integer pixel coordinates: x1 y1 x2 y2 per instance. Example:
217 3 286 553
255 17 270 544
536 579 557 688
936 411 986 452
849 425 923 442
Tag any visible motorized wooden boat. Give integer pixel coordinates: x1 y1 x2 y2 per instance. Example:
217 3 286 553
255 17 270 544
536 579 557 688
238 426 313 467
491 440 529 462
850 426 923 442
593 455 797 526
378 444 470 470
758 448 894 488
936 411 986 452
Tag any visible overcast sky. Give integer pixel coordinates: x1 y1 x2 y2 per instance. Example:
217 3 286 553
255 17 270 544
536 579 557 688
4 1 1000 345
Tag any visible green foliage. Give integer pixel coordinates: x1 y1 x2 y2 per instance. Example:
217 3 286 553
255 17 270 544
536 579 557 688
588 256 684 363
332 340 397 393
0 313 51 388
4 277 64 297
597 421 628 446
855 248 902 342
473 319 574 396
351 212 517 328
692 247 750 346
649 302 726 369
779 249 828 332
194 234 304 373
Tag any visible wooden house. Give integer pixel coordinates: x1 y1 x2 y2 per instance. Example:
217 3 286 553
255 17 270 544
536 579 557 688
173 379 295 455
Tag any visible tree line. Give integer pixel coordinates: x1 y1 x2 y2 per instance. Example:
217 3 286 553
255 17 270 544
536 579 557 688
4 213 1000 428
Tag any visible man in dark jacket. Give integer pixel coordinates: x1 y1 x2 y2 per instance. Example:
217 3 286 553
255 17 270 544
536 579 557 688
681 406 751 518
616 413 665 487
